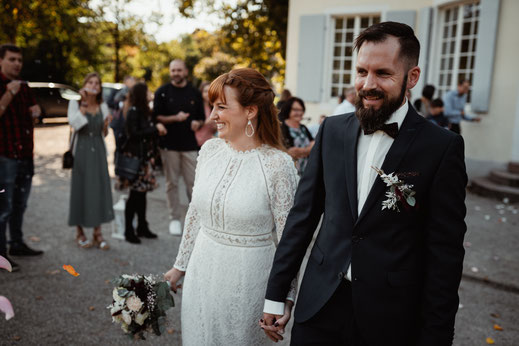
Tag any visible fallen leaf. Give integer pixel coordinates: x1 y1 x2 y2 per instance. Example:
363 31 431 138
12 335 21 341
167 328 175 334
486 337 495 344
490 313 500 318
62 265 80 277
46 270 60 275
35 296 43 301
494 324 503 331
88 306 95 311
29 236 40 242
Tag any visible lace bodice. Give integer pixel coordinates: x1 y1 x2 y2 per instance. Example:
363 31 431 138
174 138 299 299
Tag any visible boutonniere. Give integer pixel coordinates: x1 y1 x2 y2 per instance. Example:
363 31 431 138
372 166 416 212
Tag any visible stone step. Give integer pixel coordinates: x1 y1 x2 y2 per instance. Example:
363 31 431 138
469 177 519 203
508 162 519 174
489 169 519 187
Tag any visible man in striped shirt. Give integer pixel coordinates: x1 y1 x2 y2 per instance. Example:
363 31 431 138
0 44 43 272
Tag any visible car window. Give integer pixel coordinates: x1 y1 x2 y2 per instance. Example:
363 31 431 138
60 88 81 101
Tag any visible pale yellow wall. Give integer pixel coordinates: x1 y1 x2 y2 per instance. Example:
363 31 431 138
287 0 519 162
462 0 519 161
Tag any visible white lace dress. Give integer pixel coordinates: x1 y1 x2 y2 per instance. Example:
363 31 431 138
173 138 298 346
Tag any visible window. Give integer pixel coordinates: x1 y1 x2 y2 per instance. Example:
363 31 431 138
330 14 380 98
436 1 480 102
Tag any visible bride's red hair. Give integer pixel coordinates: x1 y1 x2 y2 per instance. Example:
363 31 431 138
208 68 283 150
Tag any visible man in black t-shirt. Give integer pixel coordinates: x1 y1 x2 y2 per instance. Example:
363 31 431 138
153 59 205 235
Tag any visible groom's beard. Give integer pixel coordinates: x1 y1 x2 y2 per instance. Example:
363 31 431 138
355 74 408 133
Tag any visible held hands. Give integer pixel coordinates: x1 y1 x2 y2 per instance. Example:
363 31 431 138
259 300 294 342
164 267 185 293
156 123 167 136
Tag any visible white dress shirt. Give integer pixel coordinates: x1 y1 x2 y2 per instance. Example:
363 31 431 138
264 101 409 315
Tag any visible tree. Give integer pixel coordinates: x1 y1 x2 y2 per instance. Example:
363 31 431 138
174 0 289 80
93 0 162 82
0 0 102 84
194 52 236 82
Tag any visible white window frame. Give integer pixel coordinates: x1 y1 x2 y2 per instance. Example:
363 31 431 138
321 5 389 105
428 0 480 102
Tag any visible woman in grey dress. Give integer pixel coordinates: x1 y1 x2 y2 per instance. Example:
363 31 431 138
67 72 114 250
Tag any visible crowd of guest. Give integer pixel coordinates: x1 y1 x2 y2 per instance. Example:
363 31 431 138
0 41 482 271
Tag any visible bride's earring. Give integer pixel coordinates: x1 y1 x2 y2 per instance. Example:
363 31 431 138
245 119 255 137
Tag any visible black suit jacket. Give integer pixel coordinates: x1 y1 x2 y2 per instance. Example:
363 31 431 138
266 105 467 346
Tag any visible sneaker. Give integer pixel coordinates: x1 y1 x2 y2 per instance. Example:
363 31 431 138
1 255 20 272
169 220 182 236
9 243 44 256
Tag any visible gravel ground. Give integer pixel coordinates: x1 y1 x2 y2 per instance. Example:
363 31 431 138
0 122 517 345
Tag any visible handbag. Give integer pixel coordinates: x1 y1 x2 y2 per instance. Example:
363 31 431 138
62 130 77 169
115 152 141 182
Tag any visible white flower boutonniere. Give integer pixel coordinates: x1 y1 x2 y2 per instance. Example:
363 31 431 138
372 166 417 212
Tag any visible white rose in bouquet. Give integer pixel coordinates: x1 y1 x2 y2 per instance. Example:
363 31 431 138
126 295 143 312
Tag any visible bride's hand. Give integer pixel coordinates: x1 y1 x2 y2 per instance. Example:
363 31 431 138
163 267 185 293
260 300 294 342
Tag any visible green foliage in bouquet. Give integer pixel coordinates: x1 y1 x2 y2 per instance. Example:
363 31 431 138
108 274 174 340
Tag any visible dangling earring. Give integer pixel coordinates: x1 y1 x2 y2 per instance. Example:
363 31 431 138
245 119 255 137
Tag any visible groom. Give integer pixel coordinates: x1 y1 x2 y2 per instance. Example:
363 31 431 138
262 22 467 345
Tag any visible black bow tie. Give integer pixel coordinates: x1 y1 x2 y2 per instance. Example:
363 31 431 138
363 122 399 138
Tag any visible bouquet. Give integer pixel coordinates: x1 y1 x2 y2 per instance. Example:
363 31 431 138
108 274 174 339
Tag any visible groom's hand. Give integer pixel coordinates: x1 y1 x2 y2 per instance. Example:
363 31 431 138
260 313 284 342
260 300 293 342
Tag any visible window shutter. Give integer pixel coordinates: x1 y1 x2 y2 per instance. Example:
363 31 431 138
296 15 326 103
472 0 501 113
385 10 417 29
414 7 433 99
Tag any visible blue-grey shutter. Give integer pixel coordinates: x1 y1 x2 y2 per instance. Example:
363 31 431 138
414 7 433 98
296 15 326 103
385 10 417 29
472 0 501 113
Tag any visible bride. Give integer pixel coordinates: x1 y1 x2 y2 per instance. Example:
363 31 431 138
164 68 299 345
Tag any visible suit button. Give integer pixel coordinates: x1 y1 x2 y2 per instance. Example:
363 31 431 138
337 272 344 279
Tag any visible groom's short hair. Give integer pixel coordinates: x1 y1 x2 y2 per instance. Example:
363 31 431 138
354 21 420 69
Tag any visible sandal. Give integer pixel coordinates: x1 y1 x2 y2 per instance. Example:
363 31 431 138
93 230 110 250
76 230 92 249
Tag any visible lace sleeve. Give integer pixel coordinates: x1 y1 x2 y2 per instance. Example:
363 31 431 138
173 138 222 271
266 150 299 301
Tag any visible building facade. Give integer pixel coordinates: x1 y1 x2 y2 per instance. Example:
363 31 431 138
285 0 519 162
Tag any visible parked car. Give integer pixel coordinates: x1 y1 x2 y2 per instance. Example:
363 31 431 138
29 82 81 122
102 82 124 111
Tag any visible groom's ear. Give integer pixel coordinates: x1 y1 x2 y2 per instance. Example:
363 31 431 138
406 66 421 90
246 105 259 120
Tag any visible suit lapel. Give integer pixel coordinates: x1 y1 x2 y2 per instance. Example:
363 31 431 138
355 105 425 226
344 115 361 222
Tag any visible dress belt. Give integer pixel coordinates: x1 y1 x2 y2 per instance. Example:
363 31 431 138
201 225 274 248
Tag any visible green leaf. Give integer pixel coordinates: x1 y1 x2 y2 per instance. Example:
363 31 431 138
117 288 130 297
406 196 416 207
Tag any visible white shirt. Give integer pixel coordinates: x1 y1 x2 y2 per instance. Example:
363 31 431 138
264 101 409 315
332 99 355 116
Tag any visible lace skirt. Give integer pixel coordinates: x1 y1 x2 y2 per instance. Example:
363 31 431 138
180 228 278 346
